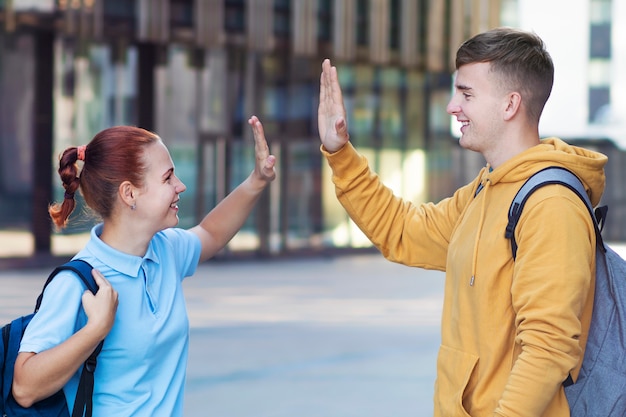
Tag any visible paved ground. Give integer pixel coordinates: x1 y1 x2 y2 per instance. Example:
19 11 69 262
0 253 445 417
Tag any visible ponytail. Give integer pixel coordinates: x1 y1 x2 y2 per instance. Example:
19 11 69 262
49 145 85 229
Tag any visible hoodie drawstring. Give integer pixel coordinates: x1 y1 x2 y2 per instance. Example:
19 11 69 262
470 179 490 286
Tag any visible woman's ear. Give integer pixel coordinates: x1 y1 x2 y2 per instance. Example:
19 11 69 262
118 181 137 210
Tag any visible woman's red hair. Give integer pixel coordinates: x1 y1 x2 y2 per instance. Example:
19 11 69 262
49 126 159 229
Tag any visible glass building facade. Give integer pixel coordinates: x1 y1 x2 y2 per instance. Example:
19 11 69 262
0 0 501 261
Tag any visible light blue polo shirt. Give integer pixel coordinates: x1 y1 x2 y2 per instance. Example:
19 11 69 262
20 224 201 417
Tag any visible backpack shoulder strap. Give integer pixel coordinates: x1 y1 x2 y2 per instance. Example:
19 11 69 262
32 259 101 417
506 166 605 260
35 259 97 312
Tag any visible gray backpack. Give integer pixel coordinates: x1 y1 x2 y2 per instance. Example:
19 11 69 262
507 166 626 416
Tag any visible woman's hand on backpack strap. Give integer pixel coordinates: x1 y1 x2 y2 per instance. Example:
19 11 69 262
82 269 118 340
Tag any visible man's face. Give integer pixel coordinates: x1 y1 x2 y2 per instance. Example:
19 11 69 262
446 62 508 155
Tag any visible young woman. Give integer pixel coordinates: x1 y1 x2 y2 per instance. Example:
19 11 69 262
13 116 276 416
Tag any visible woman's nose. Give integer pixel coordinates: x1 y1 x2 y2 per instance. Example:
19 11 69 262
176 178 187 193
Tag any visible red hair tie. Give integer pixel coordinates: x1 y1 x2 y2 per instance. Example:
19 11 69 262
77 145 86 161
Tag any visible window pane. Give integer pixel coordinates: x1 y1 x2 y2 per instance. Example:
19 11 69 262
0 33 34 235
356 0 368 46
103 0 135 19
589 23 611 58
588 86 610 123
225 0 245 32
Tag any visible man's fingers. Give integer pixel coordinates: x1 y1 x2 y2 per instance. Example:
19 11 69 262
319 60 345 119
336 118 348 138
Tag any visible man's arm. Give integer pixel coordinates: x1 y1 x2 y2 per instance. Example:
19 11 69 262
496 189 595 416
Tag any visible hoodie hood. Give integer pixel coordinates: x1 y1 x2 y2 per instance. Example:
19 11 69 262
481 137 607 206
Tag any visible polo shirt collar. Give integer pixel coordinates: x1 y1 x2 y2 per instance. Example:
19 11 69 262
86 224 161 277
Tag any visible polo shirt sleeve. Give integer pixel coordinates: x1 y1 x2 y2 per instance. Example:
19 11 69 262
162 228 201 280
19 271 86 353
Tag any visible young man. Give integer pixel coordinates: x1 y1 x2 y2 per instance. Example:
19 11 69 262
318 28 607 416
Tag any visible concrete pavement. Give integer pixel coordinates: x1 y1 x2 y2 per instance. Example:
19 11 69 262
0 253 445 417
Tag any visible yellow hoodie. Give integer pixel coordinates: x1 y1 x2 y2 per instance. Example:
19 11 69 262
322 138 607 417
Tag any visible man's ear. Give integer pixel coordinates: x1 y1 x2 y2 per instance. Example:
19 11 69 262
503 91 522 121
118 180 137 209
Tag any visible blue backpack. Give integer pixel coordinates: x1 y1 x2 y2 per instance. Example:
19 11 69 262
0 259 102 417
506 166 626 416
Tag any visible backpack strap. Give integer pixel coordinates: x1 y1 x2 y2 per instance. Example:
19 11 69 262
506 166 606 260
506 167 609 389
35 259 98 312
33 259 102 417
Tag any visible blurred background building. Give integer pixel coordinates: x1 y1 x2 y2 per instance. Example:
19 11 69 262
0 0 624 265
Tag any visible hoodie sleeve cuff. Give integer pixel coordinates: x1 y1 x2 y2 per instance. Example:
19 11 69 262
320 142 369 181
